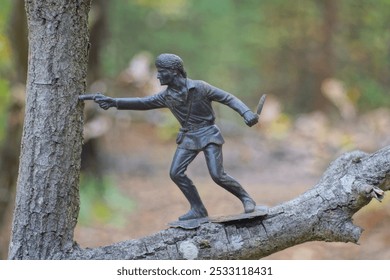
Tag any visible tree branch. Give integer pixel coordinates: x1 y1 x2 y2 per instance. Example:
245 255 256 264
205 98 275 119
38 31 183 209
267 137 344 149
66 146 390 260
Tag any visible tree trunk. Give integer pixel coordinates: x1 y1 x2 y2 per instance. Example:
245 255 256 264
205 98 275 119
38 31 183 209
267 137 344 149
8 0 91 260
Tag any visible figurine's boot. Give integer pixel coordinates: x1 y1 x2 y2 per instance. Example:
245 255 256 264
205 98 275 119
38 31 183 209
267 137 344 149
242 197 256 213
179 207 208 221
219 179 256 213
178 187 208 221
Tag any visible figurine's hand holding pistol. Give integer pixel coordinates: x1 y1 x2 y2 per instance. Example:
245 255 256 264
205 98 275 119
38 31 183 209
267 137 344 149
79 93 116 110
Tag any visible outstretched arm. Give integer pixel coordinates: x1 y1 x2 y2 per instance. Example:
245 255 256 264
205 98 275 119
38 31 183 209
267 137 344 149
78 93 116 110
79 93 167 110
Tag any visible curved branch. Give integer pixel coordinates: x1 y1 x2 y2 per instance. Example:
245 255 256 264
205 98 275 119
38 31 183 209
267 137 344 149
67 146 390 260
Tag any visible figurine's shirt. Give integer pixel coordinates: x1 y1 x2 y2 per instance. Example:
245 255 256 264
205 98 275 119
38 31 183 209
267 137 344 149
116 79 251 150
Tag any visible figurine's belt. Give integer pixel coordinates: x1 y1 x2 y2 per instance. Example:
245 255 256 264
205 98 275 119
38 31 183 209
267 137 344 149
180 121 214 132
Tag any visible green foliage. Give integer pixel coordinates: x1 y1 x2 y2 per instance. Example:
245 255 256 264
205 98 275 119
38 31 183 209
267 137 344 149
0 0 12 74
101 0 390 114
0 1 12 141
337 0 390 111
0 79 10 141
355 79 390 109
78 175 135 227
1 0 388 115
156 112 180 141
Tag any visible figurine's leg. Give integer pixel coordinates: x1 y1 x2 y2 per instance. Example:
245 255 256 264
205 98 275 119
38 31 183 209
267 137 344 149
203 144 256 213
170 148 208 220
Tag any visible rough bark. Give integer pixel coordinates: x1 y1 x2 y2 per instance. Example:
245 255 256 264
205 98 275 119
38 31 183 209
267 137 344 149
8 0 91 260
67 146 389 260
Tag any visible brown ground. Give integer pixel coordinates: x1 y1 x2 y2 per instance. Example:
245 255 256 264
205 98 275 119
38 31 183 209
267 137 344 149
74 109 390 259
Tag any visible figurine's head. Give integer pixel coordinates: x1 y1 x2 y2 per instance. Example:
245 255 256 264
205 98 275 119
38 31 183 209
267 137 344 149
155 53 187 78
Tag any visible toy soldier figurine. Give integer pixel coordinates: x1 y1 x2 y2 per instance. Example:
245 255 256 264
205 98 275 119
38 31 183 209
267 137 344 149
80 53 259 221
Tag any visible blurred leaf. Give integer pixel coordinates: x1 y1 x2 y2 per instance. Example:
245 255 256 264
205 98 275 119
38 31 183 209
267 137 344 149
0 0 12 74
0 79 10 141
78 175 135 227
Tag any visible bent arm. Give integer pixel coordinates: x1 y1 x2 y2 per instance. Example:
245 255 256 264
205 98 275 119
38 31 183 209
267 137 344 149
205 82 251 116
204 82 258 126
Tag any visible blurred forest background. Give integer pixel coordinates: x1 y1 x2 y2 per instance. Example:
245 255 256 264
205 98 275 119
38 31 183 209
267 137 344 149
0 0 390 259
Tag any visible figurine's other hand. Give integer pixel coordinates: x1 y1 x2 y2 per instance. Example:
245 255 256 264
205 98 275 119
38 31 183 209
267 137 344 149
94 94 116 110
243 111 259 127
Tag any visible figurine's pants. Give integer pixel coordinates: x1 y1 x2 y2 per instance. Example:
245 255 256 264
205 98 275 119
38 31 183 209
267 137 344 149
170 143 253 211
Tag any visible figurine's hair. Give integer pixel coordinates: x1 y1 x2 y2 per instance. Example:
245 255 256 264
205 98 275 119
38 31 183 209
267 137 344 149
155 53 187 78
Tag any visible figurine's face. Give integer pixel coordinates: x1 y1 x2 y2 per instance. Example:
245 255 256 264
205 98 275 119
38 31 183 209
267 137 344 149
157 67 176 86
